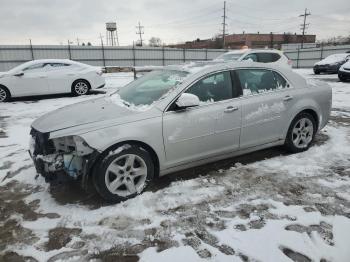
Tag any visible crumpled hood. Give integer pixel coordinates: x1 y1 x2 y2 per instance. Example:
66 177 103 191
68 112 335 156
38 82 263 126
31 96 149 133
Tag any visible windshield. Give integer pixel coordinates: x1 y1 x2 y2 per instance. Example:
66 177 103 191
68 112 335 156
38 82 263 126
215 53 243 61
117 70 189 106
323 54 348 62
8 61 35 73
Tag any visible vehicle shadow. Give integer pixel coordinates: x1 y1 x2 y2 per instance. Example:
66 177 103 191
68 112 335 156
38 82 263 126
7 90 106 103
48 132 329 209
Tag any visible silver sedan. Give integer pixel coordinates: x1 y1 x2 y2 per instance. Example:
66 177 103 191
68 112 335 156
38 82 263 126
29 62 332 201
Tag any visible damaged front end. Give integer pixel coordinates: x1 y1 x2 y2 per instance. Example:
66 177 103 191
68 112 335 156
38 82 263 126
29 128 98 186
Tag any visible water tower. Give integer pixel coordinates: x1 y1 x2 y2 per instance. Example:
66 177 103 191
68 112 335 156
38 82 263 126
106 22 119 46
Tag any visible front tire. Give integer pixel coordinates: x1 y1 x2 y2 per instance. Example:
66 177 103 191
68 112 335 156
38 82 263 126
92 145 154 202
284 113 317 153
314 70 320 75
71 80 90 96
0 86 11 102
338 74 347 82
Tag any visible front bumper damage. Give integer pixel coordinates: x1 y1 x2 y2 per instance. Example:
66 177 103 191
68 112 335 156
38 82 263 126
29 128 99 187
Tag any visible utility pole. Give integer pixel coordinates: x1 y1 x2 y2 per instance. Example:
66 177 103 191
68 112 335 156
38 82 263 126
116 20 120 46
299 8 311 49
222 1 227 49
100 34 106 67
136 21 144 46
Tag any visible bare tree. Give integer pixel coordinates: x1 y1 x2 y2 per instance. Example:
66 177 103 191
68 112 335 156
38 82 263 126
149 37 162 47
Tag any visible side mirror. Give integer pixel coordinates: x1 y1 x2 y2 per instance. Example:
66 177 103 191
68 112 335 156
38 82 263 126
175 93 200 109
14 71 24 77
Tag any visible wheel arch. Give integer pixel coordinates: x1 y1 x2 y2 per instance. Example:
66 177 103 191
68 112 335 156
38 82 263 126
0 84 11 95
88 140 160 179
71 79 91 90
298 108 319 130
284 107 320 139
0 84 11 101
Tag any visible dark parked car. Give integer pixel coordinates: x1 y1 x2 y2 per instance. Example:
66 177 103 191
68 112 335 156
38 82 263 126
313 53 350 74
338 60 350 82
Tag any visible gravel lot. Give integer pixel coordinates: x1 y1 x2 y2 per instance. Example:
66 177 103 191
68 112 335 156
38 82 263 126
0 70 350 262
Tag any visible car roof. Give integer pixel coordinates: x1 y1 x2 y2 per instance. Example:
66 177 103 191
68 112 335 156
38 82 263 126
223 49 283 55
30 59 82 65
166 60 286 74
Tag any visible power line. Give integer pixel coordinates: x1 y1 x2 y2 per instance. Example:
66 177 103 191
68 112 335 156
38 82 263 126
146 9 221 28
136 21 144 46
299 8 311 48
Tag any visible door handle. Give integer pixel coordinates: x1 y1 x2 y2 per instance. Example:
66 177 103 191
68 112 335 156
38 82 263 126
224 106 239 113
283 95 293 102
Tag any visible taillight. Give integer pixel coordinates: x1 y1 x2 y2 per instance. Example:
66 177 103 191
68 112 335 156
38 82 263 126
288 60 293 66
96 70 103 76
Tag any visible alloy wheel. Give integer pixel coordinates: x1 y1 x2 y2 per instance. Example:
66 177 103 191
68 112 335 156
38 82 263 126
105 154 148 197
292 118 314 149
74 82 88 95
0 88 7 102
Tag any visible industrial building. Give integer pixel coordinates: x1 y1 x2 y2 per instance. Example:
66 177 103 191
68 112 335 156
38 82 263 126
168 32 316 49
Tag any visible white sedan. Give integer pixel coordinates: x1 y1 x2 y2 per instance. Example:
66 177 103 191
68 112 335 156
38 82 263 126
0 59 105 102
214 49 293 68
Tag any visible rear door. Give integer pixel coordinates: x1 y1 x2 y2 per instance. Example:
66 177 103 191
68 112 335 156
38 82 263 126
45 63 75 94
162 70 242 167
235 68 294 148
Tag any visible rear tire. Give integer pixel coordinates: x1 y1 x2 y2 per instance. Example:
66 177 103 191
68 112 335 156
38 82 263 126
0 85 11 102
284 112 317 153
92 144 155 202
71 80 90 96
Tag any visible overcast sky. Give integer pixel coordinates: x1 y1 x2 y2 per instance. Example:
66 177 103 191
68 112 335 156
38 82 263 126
0 0 349 46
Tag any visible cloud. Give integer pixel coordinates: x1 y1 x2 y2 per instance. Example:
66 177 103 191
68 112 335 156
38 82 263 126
0 0 348 45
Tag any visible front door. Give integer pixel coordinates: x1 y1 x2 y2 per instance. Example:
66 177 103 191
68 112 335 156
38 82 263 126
162 70 242 168
12 63 49 96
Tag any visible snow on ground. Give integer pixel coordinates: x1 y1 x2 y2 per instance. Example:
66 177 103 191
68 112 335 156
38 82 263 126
0 69 350 262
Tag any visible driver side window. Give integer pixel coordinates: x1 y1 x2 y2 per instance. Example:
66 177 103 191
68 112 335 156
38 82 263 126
242 53 258 62
185 71 233 103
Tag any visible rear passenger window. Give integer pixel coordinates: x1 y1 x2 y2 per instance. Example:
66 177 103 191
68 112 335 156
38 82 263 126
257 53 272 63
49 63 70 67
236 69 288 96
271 53 281 62
273 71 288 88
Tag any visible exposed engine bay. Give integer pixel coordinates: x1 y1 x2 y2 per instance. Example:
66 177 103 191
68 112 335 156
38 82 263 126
29 128 97 182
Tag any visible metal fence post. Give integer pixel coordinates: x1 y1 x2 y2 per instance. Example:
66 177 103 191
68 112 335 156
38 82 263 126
183 48 186 62
296 48 300 68
99 35 106 68
67 40 72 60
205 49 208 60
29 39 34 60
132 43 136 67
162 46 165 66
320 43 324 60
